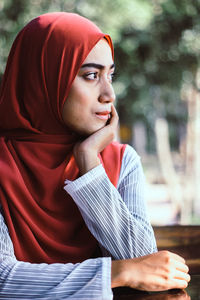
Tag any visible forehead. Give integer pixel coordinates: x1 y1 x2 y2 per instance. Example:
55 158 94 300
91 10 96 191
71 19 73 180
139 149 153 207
82 39 113 66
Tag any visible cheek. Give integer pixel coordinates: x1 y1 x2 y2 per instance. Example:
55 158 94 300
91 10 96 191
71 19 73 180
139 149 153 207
68 93 93 118
62 79 96 128
62 98 89 129
73 88 92 106
68 78 96 107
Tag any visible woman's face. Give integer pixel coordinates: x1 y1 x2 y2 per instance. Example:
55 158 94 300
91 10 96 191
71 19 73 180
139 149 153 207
62 39 116 136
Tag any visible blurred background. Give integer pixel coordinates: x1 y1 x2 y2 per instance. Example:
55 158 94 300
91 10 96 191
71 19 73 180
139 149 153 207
0 0 200 225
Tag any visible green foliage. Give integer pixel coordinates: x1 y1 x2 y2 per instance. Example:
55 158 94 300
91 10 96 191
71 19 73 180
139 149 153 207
113 0 199 150
0 0 199 150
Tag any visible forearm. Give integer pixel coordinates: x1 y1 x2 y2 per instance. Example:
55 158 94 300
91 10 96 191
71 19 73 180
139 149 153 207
64 162 157 259
0 210 113 300
0 257 112 299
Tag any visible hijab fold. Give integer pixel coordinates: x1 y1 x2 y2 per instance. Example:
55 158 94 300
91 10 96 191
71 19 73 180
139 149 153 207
0 12 126 263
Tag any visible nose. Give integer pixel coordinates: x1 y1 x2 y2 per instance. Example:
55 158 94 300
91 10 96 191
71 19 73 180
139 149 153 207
98 81 116 104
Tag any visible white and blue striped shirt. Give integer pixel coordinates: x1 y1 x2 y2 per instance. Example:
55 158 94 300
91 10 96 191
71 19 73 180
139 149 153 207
0 145 157 299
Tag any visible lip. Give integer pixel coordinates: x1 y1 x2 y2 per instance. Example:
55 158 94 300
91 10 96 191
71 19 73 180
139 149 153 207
95 111 111 120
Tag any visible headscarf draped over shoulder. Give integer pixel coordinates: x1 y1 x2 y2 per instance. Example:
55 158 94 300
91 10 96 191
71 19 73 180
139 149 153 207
0 12 125 263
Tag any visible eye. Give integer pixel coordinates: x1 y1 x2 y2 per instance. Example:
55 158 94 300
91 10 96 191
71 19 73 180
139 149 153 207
108 72 116 82
83 72 98 80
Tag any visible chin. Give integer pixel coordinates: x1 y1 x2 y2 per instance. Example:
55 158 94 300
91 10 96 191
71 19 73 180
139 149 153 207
78 125 105 137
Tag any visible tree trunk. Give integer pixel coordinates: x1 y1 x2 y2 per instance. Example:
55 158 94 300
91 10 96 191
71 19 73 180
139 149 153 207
186 87 200 217
155 118 184 223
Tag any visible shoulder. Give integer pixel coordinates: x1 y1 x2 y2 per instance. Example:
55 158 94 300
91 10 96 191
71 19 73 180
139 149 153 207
101 142 142 187
102 141 140 168
118 144 143 185
122 144 141 167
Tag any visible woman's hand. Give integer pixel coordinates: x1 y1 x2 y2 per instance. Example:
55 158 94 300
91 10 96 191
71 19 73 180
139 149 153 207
73 104 119 175
111 251 191 292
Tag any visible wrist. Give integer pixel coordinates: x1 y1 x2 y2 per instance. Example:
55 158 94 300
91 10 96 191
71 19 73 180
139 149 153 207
74 149 100 175
111 260 128 288
111 259 140 289
80 155 100 175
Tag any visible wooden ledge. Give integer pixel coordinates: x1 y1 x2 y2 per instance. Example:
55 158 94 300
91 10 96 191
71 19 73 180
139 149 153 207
153 225 200 274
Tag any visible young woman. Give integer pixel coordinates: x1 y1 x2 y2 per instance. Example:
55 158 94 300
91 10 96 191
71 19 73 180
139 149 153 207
0 12 190 299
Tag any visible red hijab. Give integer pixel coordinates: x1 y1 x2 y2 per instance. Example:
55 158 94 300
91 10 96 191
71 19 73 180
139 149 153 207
0 12 126 263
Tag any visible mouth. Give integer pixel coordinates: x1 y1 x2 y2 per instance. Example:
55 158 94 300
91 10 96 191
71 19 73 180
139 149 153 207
95 111 111 120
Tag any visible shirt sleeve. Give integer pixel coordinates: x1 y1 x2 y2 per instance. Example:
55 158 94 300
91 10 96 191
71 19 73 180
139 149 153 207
0 210 113 299
64 145 157 259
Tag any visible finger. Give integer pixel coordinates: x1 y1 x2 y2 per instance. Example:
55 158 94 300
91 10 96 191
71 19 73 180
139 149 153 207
174 269 191 282
169 252 186 264
170 278 189 290
173 259 189 273
109 104 118 126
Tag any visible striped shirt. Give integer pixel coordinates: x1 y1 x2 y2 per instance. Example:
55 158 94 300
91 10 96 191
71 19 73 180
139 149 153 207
0 145 157 299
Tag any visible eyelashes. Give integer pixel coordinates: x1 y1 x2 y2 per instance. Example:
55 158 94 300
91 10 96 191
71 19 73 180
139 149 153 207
83 72 98 80
82 71 116 82
111 72 117 81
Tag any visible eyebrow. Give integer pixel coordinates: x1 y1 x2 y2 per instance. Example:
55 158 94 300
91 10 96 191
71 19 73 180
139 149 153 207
80 63 115 70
